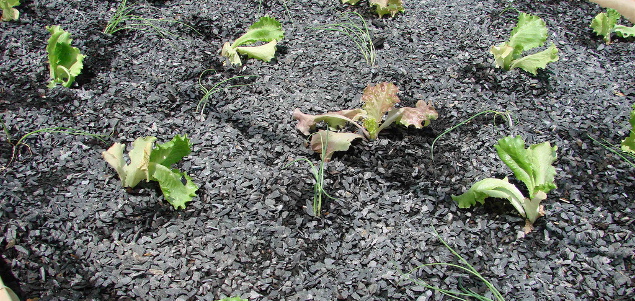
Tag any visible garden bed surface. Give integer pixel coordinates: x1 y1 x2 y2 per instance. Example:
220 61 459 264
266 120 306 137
1 0 634 300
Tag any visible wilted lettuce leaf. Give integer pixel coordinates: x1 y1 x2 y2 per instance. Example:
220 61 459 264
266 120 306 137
1 0 20 21
293 108 364 135
362 82 400 139
222 16 284 66
46 25 85 88
310 130 363 161
621 104 635 153
122 136 156 188
369 0 404 18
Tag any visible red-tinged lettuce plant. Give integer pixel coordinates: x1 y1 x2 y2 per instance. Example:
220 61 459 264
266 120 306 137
293 82 438 160
341 0 404 18
46 25 85 88
102 135 198 210
1 0 19 21
490 13 559 76
221 16 284 66
590 8 635 44
452 135 557 233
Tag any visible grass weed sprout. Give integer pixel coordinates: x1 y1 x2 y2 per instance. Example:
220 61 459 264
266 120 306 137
431 110 513 160
104 0 199 39
196 70 257 115
402 227 505 301
587 134 635 168
315 12 376 66
283 132 337 216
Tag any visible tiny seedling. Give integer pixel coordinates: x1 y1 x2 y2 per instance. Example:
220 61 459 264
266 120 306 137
590 0 635 23
293 82 438 159
284 132 339 216
1 0 19 21
452 135 557 233
590 8 635 44
102 135 198 209
342 0 405 18
314 12 376 66
0 116 110 170
46 25 85 88
197 69 258 115
402 227 505 301
490 12 559 75
221 16 284 66
104 0 199 39
430 110 513 160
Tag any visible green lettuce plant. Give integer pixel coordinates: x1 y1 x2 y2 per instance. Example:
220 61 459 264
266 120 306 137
452 135 557 233
1 0 19 21
341 0 404 18
293 82 438 160
590 8 635 44
490 12 559 76
46 25 85 88
102 135 198 209
221 16 284 66
590 0 635 23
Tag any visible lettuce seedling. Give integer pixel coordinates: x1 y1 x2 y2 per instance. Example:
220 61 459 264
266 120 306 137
221 16 284 66
591 8 635 44
452 136 557 232
102 135 198 210
1 0 19 21
293 82 438 159
621 104 635 153
46 26 85 88
590 0 635 23
490 13 559 76
342 0 404 18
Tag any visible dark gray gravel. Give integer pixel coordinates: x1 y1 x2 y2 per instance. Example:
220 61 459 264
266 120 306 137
1 0 634 300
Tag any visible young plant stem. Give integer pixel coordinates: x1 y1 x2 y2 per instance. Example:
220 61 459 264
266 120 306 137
314 12 376 66
197 70 258 115
1 121 111 170
430 110 513 160
283 133 336 216
401 227 505 301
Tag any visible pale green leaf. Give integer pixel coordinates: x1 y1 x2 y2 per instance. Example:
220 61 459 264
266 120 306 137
590 0 635 23
342 0 360 4
508 13 548 54
490 42 515 70
102 142 127 185
591 9 621 43
122 137 156 188
236 40 278 62
452 177 527 219
1 0 19 21
369 0 404 18
528 141 558 196
494 136 535 193
151 164 198 210
221 42 241 66
310 130 363 161
509 43 559 75
614 24 635 38
46 25 85 88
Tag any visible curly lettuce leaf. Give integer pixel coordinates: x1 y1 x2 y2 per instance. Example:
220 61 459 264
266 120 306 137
310 130 363 161
46 25 85 88
490 43 515 71
102 137 156 188
293 108 364 135
590 0 635 23
1 0 20 21
494 136 557 198
369 0 404 18
591 8 622 43
152 165 198 210
150 134 192 167
615 25 635 38
361 82 400 139
621 104 635 153
395 100 439 129
509 43 559 76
